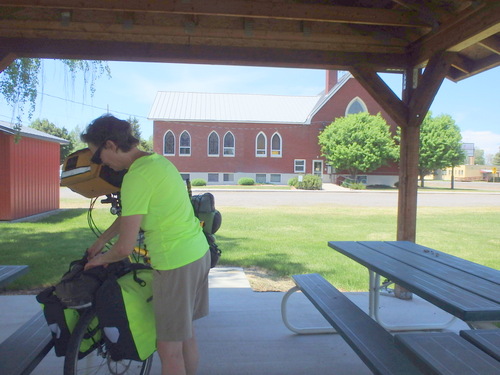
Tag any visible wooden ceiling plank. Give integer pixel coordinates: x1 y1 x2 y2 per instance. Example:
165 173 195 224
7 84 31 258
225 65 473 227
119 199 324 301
0 0 432 28
350 65 409 127
447 52 474 74
409 1 500 65
478 35 500 54
0 20 404 55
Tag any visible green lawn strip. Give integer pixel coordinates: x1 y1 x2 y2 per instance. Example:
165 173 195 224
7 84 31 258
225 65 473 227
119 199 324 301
0 206 498 292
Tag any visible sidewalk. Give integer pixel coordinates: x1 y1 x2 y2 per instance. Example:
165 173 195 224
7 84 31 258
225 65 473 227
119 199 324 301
1 267 469 375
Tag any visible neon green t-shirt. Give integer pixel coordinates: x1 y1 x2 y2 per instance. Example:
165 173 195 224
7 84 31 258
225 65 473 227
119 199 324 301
121 153 208 270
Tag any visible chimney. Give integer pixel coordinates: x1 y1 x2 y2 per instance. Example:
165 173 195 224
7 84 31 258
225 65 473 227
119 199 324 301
326 70 338 94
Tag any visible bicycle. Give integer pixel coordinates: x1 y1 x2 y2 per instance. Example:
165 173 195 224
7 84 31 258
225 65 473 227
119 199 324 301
63 305 153 375
63 193 153 375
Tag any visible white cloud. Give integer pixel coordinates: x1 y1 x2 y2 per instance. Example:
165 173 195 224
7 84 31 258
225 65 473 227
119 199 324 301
461 130 500 156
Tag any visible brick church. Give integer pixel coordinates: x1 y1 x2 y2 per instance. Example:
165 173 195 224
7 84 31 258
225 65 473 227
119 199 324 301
149 71 399 186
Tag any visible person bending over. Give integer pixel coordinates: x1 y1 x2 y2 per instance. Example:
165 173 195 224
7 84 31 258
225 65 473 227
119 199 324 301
82 114 210 375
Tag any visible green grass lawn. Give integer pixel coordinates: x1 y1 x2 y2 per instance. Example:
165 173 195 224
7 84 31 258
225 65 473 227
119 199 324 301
1 205 499 292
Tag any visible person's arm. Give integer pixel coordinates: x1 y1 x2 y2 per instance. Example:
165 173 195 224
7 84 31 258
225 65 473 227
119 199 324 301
84 214 143 270
87 216 122 259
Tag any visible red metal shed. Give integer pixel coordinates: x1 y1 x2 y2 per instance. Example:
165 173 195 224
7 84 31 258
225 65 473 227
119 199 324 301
0 121 69 221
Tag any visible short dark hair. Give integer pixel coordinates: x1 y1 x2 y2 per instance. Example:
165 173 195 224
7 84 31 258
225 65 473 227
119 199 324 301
81 114 139 152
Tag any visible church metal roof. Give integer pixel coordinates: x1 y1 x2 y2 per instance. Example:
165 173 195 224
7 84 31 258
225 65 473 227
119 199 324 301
148 91 323 124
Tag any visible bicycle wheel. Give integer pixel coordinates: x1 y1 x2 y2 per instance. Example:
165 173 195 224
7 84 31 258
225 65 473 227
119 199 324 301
64 308 153 375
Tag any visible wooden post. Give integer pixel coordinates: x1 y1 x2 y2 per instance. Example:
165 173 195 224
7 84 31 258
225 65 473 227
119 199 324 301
352 56 450 300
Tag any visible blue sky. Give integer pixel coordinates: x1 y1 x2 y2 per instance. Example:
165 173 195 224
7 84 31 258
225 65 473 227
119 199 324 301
1 60 499 157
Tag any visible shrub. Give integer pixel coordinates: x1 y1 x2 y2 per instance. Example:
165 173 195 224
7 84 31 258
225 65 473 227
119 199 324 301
288 174 322 190
191 178 207 186
348 182 366 190
238 177 255 185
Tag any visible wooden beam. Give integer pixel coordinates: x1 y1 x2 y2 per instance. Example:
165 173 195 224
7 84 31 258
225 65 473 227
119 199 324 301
0 0 432 28
407 52 451 126
0 52 16 73
349 65 408 126
409 1 500 66
0 19 408 54
478 35 500 54
396 52 450 243
447 53 500 81
0 36 408 71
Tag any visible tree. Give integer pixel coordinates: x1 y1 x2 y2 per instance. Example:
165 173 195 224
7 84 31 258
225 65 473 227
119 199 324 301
1 58 110 133
474 149 485 165
418 113 466 188
493 148 500 166
127 116 153 152
30 118 74 164
69 125 87 152
318 113 398 181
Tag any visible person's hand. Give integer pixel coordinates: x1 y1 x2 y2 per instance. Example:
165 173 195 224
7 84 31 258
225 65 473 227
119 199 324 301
87 239 105 260
84 254 107 271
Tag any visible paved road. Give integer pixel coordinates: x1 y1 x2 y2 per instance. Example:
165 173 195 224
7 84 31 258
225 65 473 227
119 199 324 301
61 181 500 208
201 189 500 208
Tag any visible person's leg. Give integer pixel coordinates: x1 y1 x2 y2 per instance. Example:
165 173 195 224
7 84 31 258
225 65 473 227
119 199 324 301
156 329 198 375
157 340 185 375
183 328 199 375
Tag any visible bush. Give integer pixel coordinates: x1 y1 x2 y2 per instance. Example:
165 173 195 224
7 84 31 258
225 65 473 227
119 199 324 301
238 177 255 185
348 182 366 190
191 178 207 186
288 174 322 190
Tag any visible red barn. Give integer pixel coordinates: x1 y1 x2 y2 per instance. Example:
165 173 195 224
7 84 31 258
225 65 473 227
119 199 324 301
0 121 68 221
149 71 399 186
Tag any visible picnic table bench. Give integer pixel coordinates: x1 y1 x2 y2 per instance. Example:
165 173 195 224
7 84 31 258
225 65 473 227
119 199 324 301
0 311 54 375
0 265 29 288
284 273 500 375
0 264 54 374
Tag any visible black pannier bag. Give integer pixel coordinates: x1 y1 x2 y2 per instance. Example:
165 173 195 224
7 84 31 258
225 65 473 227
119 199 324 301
190 192 222 267
95 268 156 361
36 256 145 358
36 287 101 358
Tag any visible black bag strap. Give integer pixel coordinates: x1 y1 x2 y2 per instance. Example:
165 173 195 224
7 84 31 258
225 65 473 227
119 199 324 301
186 178 192 199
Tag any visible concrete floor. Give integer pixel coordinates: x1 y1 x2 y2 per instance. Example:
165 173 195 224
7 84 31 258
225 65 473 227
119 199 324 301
1 267 470 375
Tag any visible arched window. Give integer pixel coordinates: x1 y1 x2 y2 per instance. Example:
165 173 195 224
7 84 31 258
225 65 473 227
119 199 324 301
271 132 282 157
208 131 219 156
223 132 235 157
346 97 368 115
256 132 267 157
163 130 175 155
179 131 191 156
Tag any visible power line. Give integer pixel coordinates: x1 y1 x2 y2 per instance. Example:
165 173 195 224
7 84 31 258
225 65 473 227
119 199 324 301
40 92 150 120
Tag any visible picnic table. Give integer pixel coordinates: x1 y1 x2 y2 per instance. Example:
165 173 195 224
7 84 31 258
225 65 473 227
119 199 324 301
0 265 29 288
0 264 54 375
327 241 500 330
281 241 500 374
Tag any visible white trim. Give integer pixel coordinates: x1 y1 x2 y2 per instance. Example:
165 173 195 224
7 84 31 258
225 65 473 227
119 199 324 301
256 132 267 157
163 130 176 156
313 160 323 178
179 130 191 156
345 97 368 116
271 132 282 158
60 166 91 178
294 159 306 173
207 131 220 157
223 131 235 157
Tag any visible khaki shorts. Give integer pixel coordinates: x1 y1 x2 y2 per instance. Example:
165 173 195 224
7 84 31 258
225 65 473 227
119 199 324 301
152 250 210 341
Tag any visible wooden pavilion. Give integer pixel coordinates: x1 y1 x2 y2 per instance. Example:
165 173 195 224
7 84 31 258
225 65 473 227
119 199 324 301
0 0 499 242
